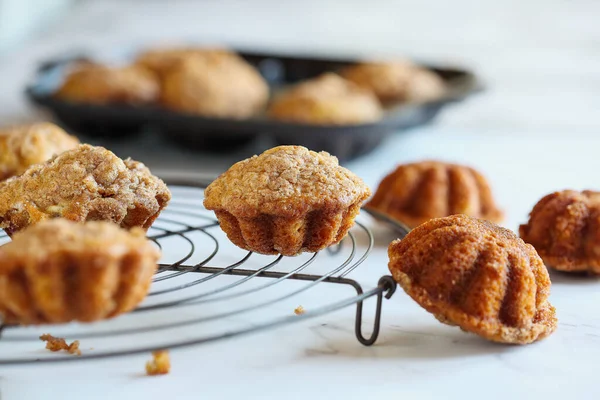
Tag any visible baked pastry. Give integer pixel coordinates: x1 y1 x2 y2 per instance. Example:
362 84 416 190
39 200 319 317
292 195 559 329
0 219 159 324
135 46 234 76
161 53 269 118
341 61 445 104
520 190 600 274
366 161 503 228
267 73 382 125
203 145 371 256
0 122 79 181
388 215 557 344
55 63 160 105
0 144 171 236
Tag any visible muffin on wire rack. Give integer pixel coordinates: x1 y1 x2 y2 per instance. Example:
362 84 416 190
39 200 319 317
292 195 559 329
520 190 600 274
0 219 160 325
388 215 557 345
0 122 79 181
0 144 171 236
203 145 371 256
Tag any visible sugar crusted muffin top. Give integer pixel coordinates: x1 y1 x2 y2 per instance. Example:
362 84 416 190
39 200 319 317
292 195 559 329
204 146 371 218
0 219 158 272
0 123 79 180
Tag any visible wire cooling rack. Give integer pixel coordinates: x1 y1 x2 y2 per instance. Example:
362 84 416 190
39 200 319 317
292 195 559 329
0 180 402 365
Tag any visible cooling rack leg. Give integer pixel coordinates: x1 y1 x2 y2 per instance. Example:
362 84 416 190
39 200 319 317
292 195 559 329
354 275 397 346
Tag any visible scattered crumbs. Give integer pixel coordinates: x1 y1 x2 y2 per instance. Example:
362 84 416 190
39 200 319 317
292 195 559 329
294 305 305 315
146 350 171 376
39 334 81 356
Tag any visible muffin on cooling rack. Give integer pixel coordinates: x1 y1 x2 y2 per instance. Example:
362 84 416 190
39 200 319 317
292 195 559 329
520 190 600 274
0 122 79 181
203 145 371 256
135 46 234 76
161 52 269 118
0 219 159 325
388 215 557 344
267 73 382 125
55 62 160 105
366 161 503 228
0 144 171 236
340 61 446 104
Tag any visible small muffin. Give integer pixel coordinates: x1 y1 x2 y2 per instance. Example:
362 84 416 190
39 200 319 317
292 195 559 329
267 73 382 125
341 61 445 104
0 122 79 181
388 215 557 344
161 54 269 118
55 63 160 105
204 145 371 256
135 46 234 76
520 190 600 274
366 161 503 228
0 219 159 325
0 144 171 236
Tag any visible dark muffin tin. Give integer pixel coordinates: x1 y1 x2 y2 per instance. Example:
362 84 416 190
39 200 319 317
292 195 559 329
26 50 483 161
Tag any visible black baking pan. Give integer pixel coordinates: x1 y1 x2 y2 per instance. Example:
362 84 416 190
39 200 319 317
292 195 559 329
26 50 483 161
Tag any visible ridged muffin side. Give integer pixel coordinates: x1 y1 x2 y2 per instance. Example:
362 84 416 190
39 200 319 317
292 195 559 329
0 219 160 325
388 215 557 344
204 146 370 256
519 190 600 274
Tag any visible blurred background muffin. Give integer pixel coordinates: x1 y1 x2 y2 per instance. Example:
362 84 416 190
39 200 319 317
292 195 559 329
55 62 160 105
267 73 383 125
135 46 234 77
160 53 269 118
341 61 446 104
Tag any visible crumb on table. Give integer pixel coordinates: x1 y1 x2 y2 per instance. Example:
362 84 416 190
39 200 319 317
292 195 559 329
146 350 171 376
294 305 305 315
39 334 81 356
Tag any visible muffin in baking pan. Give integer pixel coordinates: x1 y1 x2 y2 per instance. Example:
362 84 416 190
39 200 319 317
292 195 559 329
55 62 160 105
267 73 383 125
0 219 159 325
0 122 79 181
0 144 171 236
366 160 503 228
161 53 269 118
204 145 371 256
135 46 235 77
520 190 600 274
388 214 557 344
341 60 446 104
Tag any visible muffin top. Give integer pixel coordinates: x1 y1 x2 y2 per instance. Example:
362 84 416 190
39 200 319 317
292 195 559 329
0 219 159 272
204 146 371 218
267 73 382 125
55 63 160 104
0 122 79 180
161 53 269 118
135 46 234 75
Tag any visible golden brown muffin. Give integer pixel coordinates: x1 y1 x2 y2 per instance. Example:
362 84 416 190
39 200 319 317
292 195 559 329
0 144 171 236
267 73 382 125
0 122 79 181
55 63 160 105
366 161 503 228
0 219 160 325
388 215 557 344
135 46 234 76
341 61 445 104
161 54 269 118
204 145 371 256
520 190 600 274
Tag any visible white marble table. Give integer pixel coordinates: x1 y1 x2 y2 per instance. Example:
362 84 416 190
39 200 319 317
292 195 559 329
0 1 599 399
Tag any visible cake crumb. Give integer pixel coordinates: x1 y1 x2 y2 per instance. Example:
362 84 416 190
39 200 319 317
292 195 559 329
146 350 170 375
294 305 305 315
39 334 81 356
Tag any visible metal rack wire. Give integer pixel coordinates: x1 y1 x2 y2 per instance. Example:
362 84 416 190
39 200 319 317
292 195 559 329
0 180 401 365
